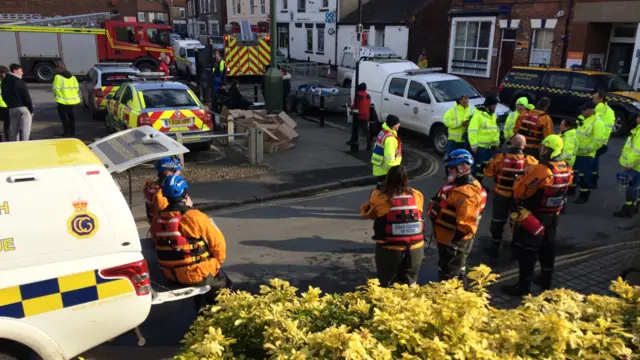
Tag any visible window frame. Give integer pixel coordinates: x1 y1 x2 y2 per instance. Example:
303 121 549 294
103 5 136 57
322 0 329 8
306 27 313 52
209 20 220 35
447 16 496 79
282 0 288 10
542 71 570 90
180 8 186 17
278 25 289 48
298 0 306 12
237 0 241 14
261 0 266 14
317 27 324 53
407 80 431 104
250 0 255 14
119 86 133 105
137 12 145 22
529 28 554 67
388 77 408 97
569 73 596 93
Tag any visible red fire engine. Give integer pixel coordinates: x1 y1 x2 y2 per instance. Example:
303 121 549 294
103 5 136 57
223 21 271 77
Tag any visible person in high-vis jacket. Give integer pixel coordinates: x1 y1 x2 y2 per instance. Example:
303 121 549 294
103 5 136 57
503 97 534 142
614 114 640 218
360 165 424 287
428 149 486 283
0 66 8 141
443 94 472 156
502 135 573 296
591 90 616 188
213 51 226 94
574 101 606 204
371 115 402 182
514 97 554 159
151 175 230 309
483 134 538 258
143 156 182 224
559 117 578 196
52 62 81 137
468 96 500 184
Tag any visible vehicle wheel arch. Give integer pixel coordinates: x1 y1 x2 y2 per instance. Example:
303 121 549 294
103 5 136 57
428 122 448 156
133 57 159 72
32 61 56 83
610 105 630 137
0 320 64 360
342 78 351 88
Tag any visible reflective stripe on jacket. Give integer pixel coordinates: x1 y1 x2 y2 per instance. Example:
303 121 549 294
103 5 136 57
620 125 640 172
0 80 6 108
467 107 499 149
514 160 574 215
559 128 578 168
443 103 471 143
515 109 554 149
576 114 606 157
484 149 538 198
596 102 616 143
371 123 402 176
52 74 81 105
503 111 520 140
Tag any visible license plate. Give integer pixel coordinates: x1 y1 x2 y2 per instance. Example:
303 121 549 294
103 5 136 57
391 222 422 236
167 118 193 126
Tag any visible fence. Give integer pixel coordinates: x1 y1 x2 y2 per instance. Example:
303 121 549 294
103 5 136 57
173 126 264 165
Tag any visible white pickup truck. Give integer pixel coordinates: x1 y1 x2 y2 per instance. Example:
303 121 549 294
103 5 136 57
351 59 509 155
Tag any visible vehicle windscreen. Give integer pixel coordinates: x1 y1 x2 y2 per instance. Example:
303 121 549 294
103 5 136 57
427 79 482 102
101 73 133 86
593 75 634 92
142 89 198 108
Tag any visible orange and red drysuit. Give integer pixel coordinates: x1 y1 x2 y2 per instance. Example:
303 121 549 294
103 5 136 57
514 109 554 156
143 181 169 223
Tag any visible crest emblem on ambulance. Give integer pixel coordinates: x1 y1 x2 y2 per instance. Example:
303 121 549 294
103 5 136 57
175 110 180 117
67 200 99 239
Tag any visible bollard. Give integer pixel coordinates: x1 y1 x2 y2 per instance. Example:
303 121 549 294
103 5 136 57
350 112 359 153
256 128 264 164
248 127 257 164
253 84 258 102
175 133 185 169
319 94 325 127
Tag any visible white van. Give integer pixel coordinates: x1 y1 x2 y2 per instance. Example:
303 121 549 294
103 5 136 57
351 60 509 155
337 45 400 88
173 39 205 79
0 127 207 360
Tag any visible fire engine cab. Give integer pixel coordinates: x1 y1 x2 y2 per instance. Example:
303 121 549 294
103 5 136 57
223 21 271 77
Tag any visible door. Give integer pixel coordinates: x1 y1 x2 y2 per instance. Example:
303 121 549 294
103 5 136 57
277 24 289 59
105 23 139 60
606 43 634 81
498 30 516 85
383 77 410 128
538 71 571 115
568 73 597 113
117 86 134 128
405 80 433 133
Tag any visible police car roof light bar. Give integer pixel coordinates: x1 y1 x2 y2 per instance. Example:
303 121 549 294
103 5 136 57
404 67 444 75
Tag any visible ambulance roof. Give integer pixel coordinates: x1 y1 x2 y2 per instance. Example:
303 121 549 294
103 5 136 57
0 138 102 172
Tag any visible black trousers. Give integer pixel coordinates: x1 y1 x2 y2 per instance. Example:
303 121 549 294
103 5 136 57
375 245 424 287
438 238 474 281
0 107 9 142
512 213 558 289
350 120 372 148
57 104 76 136
490 193 514 242
193 270 233 311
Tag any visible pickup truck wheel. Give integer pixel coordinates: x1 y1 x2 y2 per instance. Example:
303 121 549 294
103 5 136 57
33 62 55 83
429 124 448 156
611 107 629 137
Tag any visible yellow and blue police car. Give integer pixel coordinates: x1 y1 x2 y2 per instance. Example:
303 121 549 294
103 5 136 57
0 127 207 360
104 73 214 151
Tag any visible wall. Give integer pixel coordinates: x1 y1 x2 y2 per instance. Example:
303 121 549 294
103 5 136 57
568 22 612 64
630 23 640 89
227 0 269 24
407 0 451 67
0 0 137 18
137 0 165 12
336 25 409 63
338 0 372 21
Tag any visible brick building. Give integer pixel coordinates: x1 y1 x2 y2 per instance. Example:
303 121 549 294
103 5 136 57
446 0 571 93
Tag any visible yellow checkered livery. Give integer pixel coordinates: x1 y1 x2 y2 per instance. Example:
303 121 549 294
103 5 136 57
503 83 635 104
146 109 210 134
224 34 271 76
0 270 132 319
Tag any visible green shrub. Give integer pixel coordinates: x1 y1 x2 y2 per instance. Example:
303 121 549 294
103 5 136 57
175 265 640 359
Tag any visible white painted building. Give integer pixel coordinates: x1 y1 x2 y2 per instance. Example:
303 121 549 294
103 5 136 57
336 25 409 61
227 0 270 25
275 0 338 65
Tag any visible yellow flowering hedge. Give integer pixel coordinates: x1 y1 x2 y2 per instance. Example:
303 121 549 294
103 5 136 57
175 265 640 359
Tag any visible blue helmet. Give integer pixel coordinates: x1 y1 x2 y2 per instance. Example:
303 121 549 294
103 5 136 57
162 174 189 199
155 156 182 174
445 149 474 167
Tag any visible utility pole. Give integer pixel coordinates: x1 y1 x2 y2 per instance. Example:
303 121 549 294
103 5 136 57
349 0 363 152
264 0 283 113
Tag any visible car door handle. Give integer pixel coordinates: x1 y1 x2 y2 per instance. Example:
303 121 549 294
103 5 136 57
383 98 389 101
404 103 410 106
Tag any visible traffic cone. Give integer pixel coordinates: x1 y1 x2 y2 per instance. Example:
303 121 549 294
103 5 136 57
326 65 334 79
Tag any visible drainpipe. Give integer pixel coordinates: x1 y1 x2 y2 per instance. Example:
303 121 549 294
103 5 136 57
560 0 574 67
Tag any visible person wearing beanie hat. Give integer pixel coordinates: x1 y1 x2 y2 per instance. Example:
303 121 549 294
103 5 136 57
503 97 534 142
513 97 554 159
371 115 402 182
573 100 606 205
502 134 573 297
467 95 500 184
347 82 373 150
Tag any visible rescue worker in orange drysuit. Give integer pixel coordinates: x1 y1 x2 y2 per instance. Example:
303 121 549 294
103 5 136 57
428 149 487 284
150 175 231 309
483 134 538 258
501 135 573 296
513 97 554 159
143 156 181 224
361 165 425 287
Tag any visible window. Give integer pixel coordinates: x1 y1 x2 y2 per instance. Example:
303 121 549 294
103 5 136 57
213 0 218 12
200 0 204 13
593 75 634 91
210 21 220 35
388 78 407 97
120 86 133 106
250 0 255 14
375 30 384 46
114 25 136 43
278 25 289 48
449 17 495 78
306 28 313 51
237 0 241 13
407 81 430 104
428 79 481 103
298 0 305 12
180 8 186 17
282 0 288 10
147 28 169 45
261 0 266 14
157 13 165 21
141 89 198 108
543 72 569 89
341 52 354 68
530 29 553 66
322 0 329 8
101 72 133 87
232 0 237 14
317 27 324 53
199 23 207 34
137 12 145 22
113 85 127 101
570 74 596 92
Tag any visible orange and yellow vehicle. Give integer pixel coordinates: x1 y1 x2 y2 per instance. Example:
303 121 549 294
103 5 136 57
223 22 271 76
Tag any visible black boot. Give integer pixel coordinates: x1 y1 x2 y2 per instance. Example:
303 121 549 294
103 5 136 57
574 190 590 204
613 204 635 218
501 282 531 297
533 272 552 291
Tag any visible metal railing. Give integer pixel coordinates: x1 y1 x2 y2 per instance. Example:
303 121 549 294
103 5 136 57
173 127 264 165
281 61 331 78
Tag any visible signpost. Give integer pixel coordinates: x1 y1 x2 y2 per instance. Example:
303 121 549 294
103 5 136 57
264 0 283 114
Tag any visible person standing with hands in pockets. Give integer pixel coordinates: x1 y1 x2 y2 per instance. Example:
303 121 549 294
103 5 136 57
467 96 500 185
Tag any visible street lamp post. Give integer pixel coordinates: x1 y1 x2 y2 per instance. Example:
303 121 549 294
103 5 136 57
264 0 283 114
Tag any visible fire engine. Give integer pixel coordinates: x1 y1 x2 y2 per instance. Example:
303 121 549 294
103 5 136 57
223 21 271 77
0 11 174 82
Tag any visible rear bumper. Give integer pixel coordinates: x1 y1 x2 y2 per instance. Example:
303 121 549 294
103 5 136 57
164 129 214 145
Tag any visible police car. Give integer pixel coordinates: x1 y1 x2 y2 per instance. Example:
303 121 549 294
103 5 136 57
0 127 207 360
80 63 140 120
104 73 214 151
498 66 640 136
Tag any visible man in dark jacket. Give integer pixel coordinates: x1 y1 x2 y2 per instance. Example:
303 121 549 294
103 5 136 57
196 45 213 104
348 83 373 150
1 64 33 141
0 66 9 141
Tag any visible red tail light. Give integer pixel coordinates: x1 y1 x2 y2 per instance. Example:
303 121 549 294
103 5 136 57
137 112 153 127
94 88 105 98
224 35 228 41
203 110 213 129
498 83 504 93
265 35 271 41
100 260 151 296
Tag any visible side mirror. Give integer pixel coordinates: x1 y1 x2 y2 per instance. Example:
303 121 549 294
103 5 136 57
105 94 114 100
